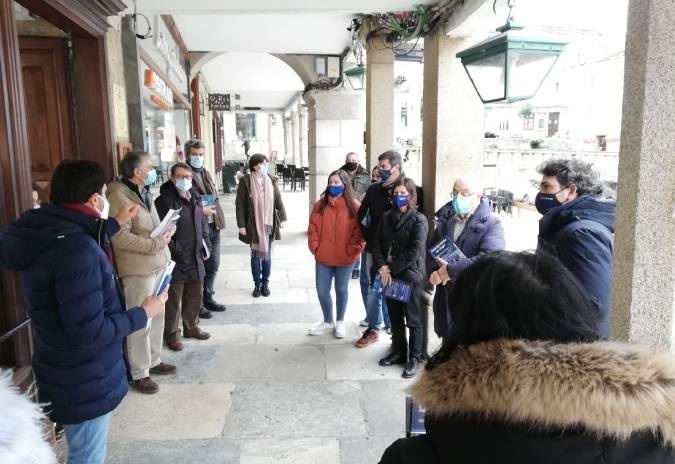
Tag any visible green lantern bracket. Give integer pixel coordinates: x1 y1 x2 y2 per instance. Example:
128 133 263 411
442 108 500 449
456 19 567 104
345 64 367 90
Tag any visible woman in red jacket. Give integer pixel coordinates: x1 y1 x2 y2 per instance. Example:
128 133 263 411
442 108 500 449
308 170 365 338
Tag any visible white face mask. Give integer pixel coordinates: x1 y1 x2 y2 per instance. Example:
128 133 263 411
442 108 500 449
96 194 110 219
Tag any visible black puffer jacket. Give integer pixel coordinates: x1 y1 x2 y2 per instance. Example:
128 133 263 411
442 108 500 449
380 339 675 464
370 209 428 284
154 181 209 282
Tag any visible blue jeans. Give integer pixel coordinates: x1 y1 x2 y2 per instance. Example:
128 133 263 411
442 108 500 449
63 412 111 464
250 239 272 285
315 262 352 322
361 252 390 329
358 250 369 309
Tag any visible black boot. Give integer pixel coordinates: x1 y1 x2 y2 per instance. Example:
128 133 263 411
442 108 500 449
204 299 226 312
261 284 270 297
402 358 419 378
199 306 213 319
253 284 262 298
379 351 406 366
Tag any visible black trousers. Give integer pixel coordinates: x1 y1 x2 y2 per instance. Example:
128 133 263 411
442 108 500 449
386 282 424 361
203 222 221 303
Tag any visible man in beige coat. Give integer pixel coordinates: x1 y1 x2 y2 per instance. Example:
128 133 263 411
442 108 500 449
108 151 176 394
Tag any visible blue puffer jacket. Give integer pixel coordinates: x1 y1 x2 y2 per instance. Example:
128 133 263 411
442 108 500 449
538 195 616 337
428 197 505 337
0 205 147 424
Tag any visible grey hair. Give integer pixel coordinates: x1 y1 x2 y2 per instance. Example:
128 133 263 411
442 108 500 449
120 150 150 179
184 138 204 155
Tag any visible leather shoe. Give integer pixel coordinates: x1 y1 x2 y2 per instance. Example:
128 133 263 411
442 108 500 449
166 338 183 352
402 358 420 378
199 306 213 319
261 285 270 297
131 377 158 394
379 352 406 367
253 284 262 297
204 300 226 312
183 328 211 340
149 362 176 375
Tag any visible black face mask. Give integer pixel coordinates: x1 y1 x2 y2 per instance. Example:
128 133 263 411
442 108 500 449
345 162 358 172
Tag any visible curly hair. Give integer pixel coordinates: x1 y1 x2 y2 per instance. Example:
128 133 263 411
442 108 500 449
537 159 602 196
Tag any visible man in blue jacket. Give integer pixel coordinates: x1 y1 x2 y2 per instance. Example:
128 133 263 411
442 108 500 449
534 159 616 337
429 176 506 338
0 160 167 464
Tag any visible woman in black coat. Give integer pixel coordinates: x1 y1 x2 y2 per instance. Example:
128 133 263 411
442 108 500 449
380 251 675 464
370 177 428 378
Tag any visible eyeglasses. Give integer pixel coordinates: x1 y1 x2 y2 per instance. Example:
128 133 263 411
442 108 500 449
174 174 193 180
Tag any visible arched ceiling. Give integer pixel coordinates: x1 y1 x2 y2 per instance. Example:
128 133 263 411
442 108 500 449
199 53 304 110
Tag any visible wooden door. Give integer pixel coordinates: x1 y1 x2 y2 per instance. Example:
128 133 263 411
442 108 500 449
19 36 75 198
547 111 560 137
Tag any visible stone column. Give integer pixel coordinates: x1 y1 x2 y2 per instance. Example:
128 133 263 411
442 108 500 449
282 116 292 162
365 34 395 168
421 34 484 219
291 108 299 166
305 89 365 209
610 0 675 347
298 106 308 167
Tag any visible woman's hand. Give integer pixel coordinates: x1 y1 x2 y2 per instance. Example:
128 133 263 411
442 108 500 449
379 265 392 287
238 227 247 236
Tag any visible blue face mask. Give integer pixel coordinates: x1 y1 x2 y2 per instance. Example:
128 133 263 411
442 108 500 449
379 169 392 181
452 194 474 215
327 185 345 197
189 156 204 169
144 168 157 186
535 186 568 215
259 164 269 176
393 194 409 208
175 178 192 192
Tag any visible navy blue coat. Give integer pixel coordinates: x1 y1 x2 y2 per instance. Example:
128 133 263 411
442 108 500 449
428 197 505 337
537 195 616 337
0 205 147 424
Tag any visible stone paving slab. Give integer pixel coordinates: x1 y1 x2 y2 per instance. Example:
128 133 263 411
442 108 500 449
325 342 412 381
340 436 401 464
109 383 234 442
257 322 362 345
106 439 240 464
222 381 368 440
239 438 340 464
200 304 321 325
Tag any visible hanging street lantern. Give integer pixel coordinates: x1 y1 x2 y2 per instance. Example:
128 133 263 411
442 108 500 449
344 64 366 90
456 18 567 104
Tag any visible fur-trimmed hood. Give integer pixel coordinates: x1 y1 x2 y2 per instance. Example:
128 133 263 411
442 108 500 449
413 339 675 445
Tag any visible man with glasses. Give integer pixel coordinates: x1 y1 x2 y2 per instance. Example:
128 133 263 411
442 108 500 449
155 163 212 351
107 151 177 394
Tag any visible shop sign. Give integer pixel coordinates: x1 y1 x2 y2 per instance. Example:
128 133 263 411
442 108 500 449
154 16 187 83
144 69 173 109
208 93 231 111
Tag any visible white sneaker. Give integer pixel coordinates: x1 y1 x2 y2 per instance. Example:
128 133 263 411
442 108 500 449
335 321 346 339
359 319 369 327
309 321 335 336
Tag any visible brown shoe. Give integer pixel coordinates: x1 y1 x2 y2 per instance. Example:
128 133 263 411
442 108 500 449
131 377 159 394
183 328 211 340
355 328 379 348
166 337 184 352
149 362 177 375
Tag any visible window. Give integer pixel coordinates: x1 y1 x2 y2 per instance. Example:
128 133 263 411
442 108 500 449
400 104 408 127
236 113 256 139
538 118 545 129
523 114 535 130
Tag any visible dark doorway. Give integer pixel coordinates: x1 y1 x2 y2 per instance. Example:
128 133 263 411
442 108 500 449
547 112 560 137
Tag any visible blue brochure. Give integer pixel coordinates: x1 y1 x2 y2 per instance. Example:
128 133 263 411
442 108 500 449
406 395 427 437
383 278 413 303
201 194 216 207
428 236 466 263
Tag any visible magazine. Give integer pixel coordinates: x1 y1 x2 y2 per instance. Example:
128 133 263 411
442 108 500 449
383 278 413 303
151 208 181 239
427 236 466 263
